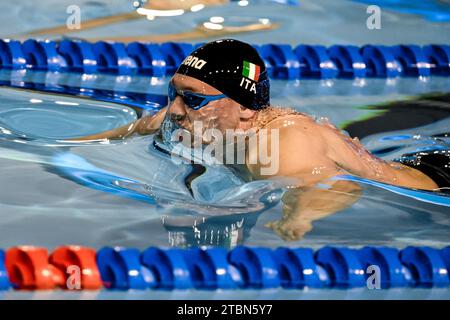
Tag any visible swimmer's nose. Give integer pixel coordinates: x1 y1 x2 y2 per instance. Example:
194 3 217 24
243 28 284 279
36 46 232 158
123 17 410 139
169 96 187 118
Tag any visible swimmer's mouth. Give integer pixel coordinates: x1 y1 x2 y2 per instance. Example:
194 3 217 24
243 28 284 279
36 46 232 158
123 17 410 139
162 113 224 148
160 114 199 148
169 113 185 122
167 113 192 133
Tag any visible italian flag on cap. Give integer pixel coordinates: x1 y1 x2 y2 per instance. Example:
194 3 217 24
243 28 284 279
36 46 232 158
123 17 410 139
242 61 260 82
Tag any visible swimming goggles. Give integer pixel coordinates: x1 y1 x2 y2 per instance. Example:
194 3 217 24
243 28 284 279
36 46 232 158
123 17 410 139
168 82 226 110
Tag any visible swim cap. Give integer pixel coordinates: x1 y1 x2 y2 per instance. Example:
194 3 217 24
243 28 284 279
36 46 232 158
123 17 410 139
175 39 270 110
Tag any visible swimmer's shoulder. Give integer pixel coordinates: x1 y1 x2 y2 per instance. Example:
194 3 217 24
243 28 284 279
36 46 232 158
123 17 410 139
259 108 315 131
256 107 325 151
248 108 334 180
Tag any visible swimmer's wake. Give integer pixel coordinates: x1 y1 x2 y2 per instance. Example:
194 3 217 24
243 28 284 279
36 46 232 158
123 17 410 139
52 152 158 205
51 151 450 215
50 152 284 215
1 141 448 213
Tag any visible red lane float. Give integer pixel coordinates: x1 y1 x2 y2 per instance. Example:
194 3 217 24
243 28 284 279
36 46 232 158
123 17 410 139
5 245 102 290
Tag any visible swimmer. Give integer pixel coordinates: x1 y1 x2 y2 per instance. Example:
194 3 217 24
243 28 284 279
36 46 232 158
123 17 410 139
72 39 449 241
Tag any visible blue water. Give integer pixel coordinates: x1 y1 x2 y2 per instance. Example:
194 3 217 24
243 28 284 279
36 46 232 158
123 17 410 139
0 0 449 299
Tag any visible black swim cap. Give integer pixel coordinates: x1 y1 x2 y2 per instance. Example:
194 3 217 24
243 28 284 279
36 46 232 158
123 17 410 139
175 39 270 110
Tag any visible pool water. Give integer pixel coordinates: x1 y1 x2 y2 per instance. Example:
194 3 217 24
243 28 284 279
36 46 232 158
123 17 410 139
1 73 449 251
0 0 449 299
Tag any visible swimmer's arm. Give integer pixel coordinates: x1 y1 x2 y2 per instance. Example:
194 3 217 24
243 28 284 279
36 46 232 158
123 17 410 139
249 124 362 241
68 107 167 141
266 178 362 241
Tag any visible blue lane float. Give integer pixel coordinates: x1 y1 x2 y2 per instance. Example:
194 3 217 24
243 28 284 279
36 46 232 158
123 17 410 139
259 44 300 80
273 247 328 288
315 246 366 288
0 39 448 80
357 246 411 288
159 42 193 75
0 39 26 69
360 45 400 78
1 245 450 290
442 247 450 276
96 247 154 290
92 41 138 75
183 248 242 289
391 45 431 77
141 248 192 289
0 250 11 290
126 42 166 77
57 40 97 74
294 45 338 79
328 45 367 79
22 39 67 71
423 44 450 76
228 247 280 289
399 246 450 288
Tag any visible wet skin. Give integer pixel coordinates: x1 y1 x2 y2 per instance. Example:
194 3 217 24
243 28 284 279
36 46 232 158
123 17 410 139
72 74 439 241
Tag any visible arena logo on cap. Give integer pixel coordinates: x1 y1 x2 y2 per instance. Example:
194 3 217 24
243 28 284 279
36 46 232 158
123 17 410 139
182 55 207 70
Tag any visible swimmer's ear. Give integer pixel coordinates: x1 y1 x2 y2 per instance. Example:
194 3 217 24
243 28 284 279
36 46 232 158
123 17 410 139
239 106 256 119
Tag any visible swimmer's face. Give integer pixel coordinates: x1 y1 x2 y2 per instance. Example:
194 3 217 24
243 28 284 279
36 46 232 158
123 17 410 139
166 74 256 138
